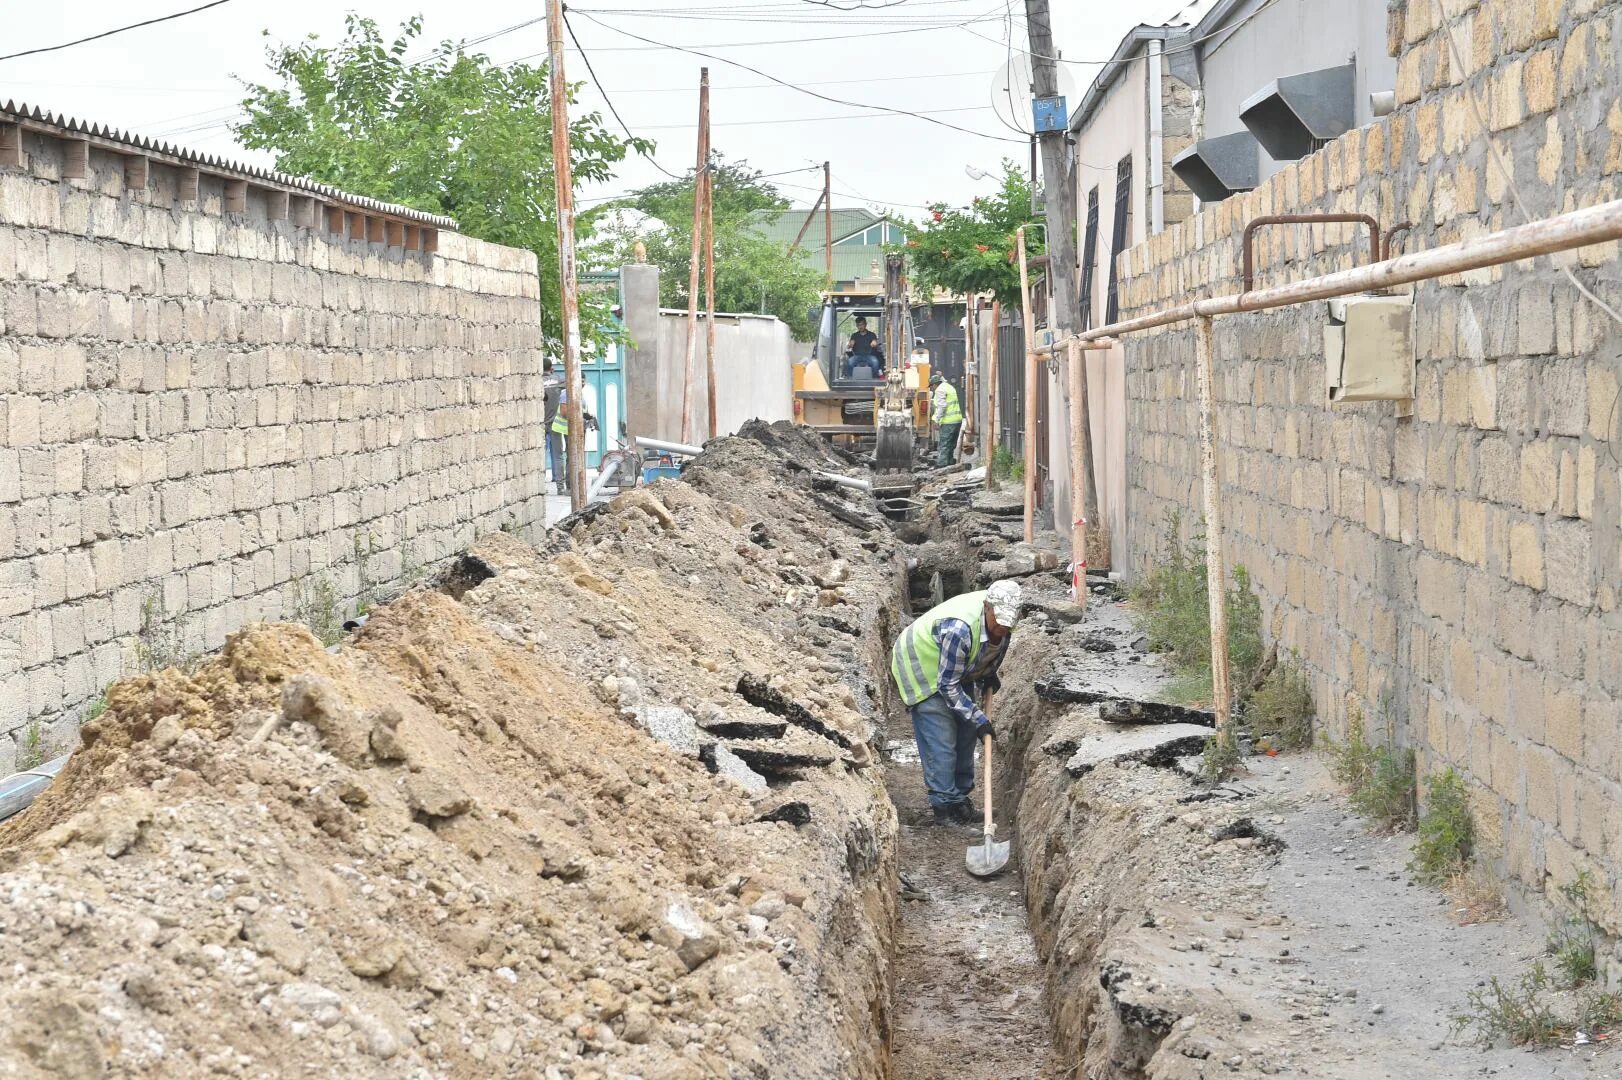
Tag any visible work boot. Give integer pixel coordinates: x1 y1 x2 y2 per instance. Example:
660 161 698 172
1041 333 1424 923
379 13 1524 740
950 801 982 827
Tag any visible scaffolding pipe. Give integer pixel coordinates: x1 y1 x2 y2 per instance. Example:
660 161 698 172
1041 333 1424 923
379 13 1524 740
635 436 704 457
1147 38 1165 236
1016 227 1038 544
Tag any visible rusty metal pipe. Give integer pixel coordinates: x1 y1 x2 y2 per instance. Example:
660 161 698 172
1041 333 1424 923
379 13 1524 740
1241 213 1381 292
1383 220 1415 259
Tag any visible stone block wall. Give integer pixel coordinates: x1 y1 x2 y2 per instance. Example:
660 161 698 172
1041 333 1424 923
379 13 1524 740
0 130 546 765
1118 0 1622 925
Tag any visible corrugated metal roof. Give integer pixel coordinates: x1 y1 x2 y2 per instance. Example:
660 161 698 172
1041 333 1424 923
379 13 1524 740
0 99 458 230
747 206 879 247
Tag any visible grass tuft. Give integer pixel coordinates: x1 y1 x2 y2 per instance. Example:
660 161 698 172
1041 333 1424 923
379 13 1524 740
1246 657 1315 750
1324 707 1415 832
1411 767 1473 884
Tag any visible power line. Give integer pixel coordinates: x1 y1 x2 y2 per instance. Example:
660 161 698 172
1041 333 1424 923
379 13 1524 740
512 9 1008 53
638 104 991 130
0 0 237 63
562 10 684 180
571 7 1023 145
595 69 993 94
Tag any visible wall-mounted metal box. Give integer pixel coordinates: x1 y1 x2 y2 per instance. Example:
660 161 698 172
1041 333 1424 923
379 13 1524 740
1032 95 1069 133
1324 293 1414 413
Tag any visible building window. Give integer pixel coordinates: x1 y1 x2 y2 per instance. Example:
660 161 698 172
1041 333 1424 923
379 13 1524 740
1078 187 1100 331
1105 155 1133 325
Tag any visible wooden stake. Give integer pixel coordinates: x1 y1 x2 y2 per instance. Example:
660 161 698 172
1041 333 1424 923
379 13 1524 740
1016 227 1038 544
680 68 709 445
1194 316 1232 728
702 85 718 441
546 0 588 510
1066 337 1089 611
984 299 1000 491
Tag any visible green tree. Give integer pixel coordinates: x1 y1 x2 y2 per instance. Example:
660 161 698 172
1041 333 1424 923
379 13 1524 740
233 15 649 352
604 158 825 340
896 162 1042 306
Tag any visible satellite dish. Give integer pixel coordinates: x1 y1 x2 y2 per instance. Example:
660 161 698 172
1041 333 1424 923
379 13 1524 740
990 51 1079 137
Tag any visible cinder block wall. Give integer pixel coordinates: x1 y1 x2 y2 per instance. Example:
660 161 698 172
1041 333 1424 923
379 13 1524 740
1118 0 1622 925
0 132 546 763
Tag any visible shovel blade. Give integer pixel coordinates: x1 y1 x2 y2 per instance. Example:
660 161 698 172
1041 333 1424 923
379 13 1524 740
965 835 1010 878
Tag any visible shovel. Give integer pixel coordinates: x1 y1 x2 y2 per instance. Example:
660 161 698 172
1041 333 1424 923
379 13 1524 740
965 725 1010 878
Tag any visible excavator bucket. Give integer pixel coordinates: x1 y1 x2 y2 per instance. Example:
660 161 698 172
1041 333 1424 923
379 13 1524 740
873 417 913 472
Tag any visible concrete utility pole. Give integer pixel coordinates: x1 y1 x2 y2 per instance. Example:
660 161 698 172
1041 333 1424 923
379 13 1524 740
545 0 587 511
1023 0 1077 336
681 68 709 445
702 87 718 440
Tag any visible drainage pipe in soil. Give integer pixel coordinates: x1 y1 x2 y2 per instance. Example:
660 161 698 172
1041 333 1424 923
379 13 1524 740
0 755 71 823
817 472 873 493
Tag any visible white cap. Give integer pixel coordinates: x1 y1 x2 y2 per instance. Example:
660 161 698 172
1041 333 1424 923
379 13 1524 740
986 580 1021 628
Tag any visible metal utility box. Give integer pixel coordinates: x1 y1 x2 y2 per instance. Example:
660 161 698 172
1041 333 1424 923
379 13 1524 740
1324 293 1415 414
1032 96 1068 133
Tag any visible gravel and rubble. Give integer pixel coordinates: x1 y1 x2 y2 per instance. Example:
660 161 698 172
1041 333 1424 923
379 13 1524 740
0 424 904 1079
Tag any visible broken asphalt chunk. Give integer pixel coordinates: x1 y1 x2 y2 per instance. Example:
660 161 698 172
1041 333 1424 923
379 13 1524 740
1063 724 1214 777
755 801 812 826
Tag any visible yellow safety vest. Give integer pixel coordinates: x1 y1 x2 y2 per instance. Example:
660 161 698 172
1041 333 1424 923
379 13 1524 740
933 381 963 425
890 590 986 707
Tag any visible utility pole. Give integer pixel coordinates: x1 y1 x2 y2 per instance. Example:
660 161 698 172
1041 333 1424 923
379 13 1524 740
823 162 833 287
681 68 709 444
1025 0 1101 558
702 95 718 440
545 0 587 511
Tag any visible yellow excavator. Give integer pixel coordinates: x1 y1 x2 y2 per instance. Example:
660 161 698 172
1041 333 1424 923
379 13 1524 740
792 253 929 471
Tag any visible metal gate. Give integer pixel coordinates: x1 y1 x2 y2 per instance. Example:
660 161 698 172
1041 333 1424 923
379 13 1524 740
913 302 967 394
991 315 1048 508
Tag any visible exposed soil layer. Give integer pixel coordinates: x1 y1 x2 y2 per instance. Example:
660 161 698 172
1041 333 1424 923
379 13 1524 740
0 428 905 1079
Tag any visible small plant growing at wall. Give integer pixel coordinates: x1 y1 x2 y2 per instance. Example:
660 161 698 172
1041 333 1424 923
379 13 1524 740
990 445 1019 482
16 720 46 772
134 591 189 673
1410 767 1473 884
1323 707 1416 832
1548 872 1601 988
1199 726 1241 784
353 531 381 616
289 574 344 647
1245 656 1315 750
401 541 425 585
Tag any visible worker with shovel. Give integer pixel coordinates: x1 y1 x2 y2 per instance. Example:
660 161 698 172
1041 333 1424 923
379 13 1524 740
890 580 1020 828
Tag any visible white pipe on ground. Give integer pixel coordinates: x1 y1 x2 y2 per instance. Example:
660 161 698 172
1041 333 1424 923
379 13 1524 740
636 436 705 457
817 472 873 493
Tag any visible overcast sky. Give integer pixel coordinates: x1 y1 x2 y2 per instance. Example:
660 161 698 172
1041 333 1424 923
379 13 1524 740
2 0 1205 221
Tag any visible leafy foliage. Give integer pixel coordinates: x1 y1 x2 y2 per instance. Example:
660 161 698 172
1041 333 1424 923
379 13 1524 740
897 162 1040 306
234 15 648 353
1324 707 1416 831
1128 511 1266 708
1246 657 1315 749
604 158 824 339
1549 872 1601 988
1411 767 1474 884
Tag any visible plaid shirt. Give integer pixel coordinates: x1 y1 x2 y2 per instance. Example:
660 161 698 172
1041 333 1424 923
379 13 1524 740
935 618 1008 728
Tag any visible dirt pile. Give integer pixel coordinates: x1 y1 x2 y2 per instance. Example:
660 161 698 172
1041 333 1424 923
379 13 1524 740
0 427 903 1079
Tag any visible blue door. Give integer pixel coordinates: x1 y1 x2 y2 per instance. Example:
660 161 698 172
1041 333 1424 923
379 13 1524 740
578 272 626 469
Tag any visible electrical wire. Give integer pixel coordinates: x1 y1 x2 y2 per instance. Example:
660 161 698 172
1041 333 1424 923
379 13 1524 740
0 0 237 63
570 8 1024 145
638 104 992 129
533 8 1008 53
591 69 994 94
563 10 684 180
957 0 1287 67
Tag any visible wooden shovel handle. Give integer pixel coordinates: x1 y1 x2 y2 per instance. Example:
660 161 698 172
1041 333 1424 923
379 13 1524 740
982 687 994 835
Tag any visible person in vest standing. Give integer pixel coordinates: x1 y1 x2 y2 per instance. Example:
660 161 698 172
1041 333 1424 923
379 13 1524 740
890 580 1021 825
542 360 565 494
929 373 964 467
547 378 598 497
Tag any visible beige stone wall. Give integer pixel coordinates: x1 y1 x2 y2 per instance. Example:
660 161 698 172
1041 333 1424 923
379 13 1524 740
1119 0 1622 925
0 132 546 764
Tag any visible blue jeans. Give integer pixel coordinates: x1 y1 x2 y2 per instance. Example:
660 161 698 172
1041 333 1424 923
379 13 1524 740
846 354 882 380
911 693 980 810
547 431 566 491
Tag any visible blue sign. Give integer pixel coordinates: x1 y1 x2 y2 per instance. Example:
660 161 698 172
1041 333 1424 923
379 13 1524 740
1032 95 1068 133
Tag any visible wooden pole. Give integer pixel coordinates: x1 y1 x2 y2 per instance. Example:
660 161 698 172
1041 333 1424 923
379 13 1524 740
702 86 718 441
1066 337 1089 611
1016 227 1038 544
546 0 588 511
1194 315 1232 728
680 68 709 445
961 297 977 449
984 299 1000 491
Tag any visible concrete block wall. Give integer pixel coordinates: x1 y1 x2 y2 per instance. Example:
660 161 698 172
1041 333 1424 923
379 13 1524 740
0 131 546 766
1117 0 1622 926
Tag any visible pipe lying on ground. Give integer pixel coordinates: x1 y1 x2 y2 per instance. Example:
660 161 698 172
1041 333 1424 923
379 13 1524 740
0 755 71 823
635 436 705 457
817 472 872 493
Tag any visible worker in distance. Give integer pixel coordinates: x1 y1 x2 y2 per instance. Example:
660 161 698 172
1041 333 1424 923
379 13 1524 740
890 580 1021 825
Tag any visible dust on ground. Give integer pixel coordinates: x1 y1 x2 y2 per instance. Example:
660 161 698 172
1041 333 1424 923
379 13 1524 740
994 565 1622 1080
0 426 904 1079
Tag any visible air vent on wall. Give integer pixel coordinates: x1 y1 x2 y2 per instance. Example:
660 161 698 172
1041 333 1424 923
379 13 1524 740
1170 131 1262 203
1238 64 1356 161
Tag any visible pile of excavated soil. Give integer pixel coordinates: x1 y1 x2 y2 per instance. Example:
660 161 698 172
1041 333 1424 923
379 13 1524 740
0 429 903 1079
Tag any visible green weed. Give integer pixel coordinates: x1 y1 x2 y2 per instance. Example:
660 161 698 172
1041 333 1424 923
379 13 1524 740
289 574 344 647
353 531 381 616
401 541 425 585
1452 962 1563 1047
134 590 189 673
1549 871 1601 988
16 719 45 771
990 445 1022 482
1200 727 1242 784
1246 657 1315 750
83 694 108 723
1411 768 1474 884
1324 709 1415 831
1128 511 1266 709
